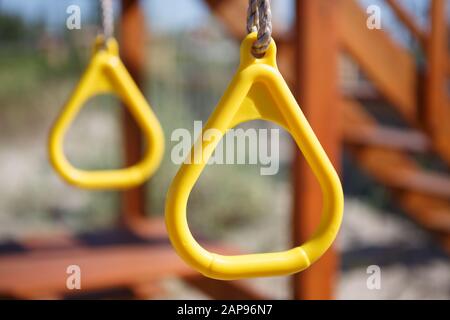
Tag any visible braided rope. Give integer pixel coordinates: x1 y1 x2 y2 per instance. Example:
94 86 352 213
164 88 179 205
247 0 259 33
100 0 114 39
247 0 272 56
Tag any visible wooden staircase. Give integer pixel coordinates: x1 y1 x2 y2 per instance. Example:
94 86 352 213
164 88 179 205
205 0 450 254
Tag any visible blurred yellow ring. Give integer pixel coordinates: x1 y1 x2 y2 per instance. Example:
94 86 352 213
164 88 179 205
48 37 164 190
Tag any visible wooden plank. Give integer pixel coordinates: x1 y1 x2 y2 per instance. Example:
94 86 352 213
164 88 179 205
120 0 147 225
385 0 450 77
440 234 450 255
385 0 427 47
352 147 450 198
20 218 168 252
130 282 165 299
184 276 268 300
1 216 264 300
2 217 265 299
344 124 430 153
20 232 81 251
0 245 190 298
343 103 450 200
292 0 341 300
342 98 450 233
0 243 236 299
425 0 450 164
396 192 450 232
338 0 418 124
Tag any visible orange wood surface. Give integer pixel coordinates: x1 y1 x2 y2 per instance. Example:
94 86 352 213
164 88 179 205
425 0 450 164
184 276 268 300
338 0 418 124
344 124 430 153
292 0 341 300
0 242 239 299
342 98 450 234
120 0 148 225
385 0 427 47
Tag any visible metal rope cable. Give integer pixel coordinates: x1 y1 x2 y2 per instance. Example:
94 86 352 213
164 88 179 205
247 0 272 56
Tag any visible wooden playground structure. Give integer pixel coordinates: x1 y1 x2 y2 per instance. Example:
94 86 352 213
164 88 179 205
0 0 449 299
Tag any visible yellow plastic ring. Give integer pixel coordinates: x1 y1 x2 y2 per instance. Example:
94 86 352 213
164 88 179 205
165 33 343 280
48 38 164 190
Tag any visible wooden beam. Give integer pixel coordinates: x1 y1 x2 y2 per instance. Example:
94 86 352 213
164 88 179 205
339 0 450 165
440 234 450 255
337 0 418 124
0 242 239 299
385 0 450 76
120 0 147 225
396 192 450 233
344 124 430 153
352 146 450 199
19 218 168 253
130 282 165 299
342 98 450 233
292 0 341 300
0 245 192 298
425 0 450 164
1 217 261 299
344 104 450 198
184 276 268 300
385 0 427 48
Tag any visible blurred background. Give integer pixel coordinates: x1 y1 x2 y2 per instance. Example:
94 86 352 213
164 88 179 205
0 0 449 299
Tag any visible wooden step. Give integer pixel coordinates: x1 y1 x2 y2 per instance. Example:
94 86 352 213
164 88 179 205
0 244 192 298
0 240 265 299
343 98 450 234
344 124 430 153
0 218 267 299
352 148 450 198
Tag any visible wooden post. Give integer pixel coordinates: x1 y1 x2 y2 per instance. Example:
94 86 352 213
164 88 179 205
119 0 147 224
425 0 450 163
292 0 341 299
